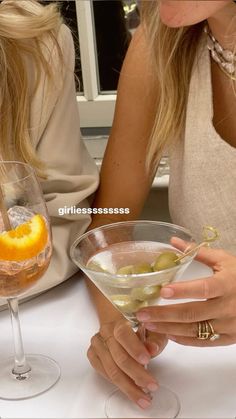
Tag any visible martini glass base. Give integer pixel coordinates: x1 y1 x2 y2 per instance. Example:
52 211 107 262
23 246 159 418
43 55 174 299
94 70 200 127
0 355 60 400
105 385 180 418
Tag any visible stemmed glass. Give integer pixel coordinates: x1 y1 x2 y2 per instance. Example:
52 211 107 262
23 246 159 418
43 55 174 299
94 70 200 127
0 161 60 400
70 220 196 418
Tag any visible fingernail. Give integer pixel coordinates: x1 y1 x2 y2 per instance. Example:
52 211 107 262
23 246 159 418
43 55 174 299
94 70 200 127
148 342 159 355
145 323 157 331
161 287 174 298
138 354 150 365
147 382 159 392
137 398 152 409
136 312 150 321
168 335 177 341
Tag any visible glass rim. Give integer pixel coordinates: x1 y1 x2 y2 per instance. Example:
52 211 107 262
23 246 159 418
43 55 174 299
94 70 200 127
70 220 197 280
0 161 35 186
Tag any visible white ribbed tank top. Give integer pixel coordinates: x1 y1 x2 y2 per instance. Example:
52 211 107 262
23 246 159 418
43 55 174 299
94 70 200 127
168 38 236 254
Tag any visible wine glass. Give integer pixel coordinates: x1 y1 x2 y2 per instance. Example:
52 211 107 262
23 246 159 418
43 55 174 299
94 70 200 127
0 161 60 400
70 220 197 418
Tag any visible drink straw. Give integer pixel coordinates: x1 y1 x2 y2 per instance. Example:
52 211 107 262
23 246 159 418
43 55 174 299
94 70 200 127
0 184 11 231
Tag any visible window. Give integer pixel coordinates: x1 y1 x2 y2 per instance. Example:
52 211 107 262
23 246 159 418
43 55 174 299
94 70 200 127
43 0 140 128
77 0 140 127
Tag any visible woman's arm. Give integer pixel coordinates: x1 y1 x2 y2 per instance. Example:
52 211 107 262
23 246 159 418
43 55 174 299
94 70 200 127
90 24 160 229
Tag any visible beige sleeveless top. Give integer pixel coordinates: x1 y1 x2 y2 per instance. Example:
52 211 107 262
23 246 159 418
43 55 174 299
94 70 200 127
168 37 236 254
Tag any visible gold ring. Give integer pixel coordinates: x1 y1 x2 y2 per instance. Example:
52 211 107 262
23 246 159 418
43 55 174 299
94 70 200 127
197 321 211 340
207 320 220 341
197 321 220 341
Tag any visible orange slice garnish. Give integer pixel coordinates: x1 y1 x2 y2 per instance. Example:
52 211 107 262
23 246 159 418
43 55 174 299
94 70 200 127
0 214 48 261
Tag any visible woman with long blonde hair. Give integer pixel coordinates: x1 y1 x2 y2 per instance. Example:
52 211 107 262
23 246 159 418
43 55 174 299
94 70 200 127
0 0 98 304
85 0 236 410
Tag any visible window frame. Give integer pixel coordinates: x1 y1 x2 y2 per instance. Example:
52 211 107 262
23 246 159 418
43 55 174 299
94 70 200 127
75 0 116 128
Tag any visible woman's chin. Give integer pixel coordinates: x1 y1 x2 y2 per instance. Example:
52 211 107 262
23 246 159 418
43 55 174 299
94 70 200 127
160 19 184 28
159 7 184 28
159 15 184 28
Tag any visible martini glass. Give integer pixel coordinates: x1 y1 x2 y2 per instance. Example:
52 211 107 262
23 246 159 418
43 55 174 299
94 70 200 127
0 161 60 400
70 220 196 418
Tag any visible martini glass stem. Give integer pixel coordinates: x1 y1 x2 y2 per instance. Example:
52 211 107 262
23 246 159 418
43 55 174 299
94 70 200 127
138 323 152 398
8 298 31 378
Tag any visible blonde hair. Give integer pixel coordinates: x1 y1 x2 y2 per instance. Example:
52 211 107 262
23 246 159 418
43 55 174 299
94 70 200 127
141 1 204 172
0 0 63 176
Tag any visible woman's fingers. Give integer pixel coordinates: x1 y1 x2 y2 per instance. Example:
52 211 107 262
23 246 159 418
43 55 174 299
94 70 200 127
88 332 153 408
145 321 198 337
102 321 159 389
160 272 235 300
87 345 110 381
145 332 168 356
168 334 236 347
104 334 159 390
137 299 223 324
111 320 151 365
144 317 236 337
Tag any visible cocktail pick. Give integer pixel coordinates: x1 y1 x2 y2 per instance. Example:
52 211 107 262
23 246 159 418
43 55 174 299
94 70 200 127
175 226 219 263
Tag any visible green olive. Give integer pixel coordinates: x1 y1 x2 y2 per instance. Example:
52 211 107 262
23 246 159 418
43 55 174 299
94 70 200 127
117 263 152 275
131 263 153 274
130 285 161 302
153 251 179 271
87 261 109 273
117 265 134 275
111 294 148 314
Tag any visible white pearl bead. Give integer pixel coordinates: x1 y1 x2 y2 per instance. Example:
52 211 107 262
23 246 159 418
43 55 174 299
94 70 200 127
215 42 223 54
222 49 234 62
211 50 221 64
206 27 236 78
224 63 235 74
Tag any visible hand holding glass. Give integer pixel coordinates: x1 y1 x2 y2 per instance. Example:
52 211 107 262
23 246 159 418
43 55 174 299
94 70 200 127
70 220 197 418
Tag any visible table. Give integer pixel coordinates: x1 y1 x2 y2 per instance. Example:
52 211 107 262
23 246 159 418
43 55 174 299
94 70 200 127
0 261 236 419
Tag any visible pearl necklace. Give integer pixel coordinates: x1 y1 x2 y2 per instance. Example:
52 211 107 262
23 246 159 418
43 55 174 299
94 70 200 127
204 25 236 81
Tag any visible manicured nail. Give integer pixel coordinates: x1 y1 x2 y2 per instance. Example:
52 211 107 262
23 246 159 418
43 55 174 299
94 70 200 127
136 312 150 321
145 323 157 331
148 342 159 355
161 287 174 298
137 398 152 409
138 354 150 365
147 382 159 392
168 335 177 341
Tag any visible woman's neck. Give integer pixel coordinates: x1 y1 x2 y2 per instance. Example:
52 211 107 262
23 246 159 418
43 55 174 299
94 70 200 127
207 3 236 50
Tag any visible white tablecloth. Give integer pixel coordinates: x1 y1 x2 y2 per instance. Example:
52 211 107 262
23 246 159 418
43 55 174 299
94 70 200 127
0 261 236 419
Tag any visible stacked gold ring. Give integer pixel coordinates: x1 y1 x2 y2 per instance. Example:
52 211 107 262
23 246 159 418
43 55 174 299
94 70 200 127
197 321 220 341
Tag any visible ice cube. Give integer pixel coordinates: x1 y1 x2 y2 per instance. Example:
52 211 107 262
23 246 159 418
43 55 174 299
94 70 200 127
8 206 34 228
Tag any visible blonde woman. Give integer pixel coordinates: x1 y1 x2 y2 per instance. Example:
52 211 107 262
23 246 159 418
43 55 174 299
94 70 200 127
0 0 98 306
85 0 236 410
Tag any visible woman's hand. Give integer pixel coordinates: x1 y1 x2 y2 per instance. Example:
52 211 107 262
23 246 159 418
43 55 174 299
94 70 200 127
87 318 167 409
137 244 236 346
